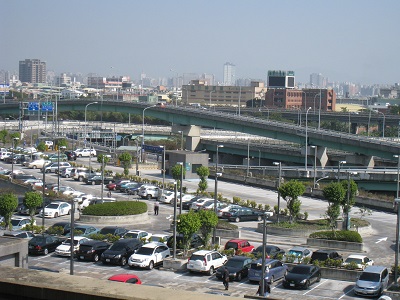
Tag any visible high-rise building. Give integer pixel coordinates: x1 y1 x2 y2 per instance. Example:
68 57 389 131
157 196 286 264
19 59 46 83
223 62 235 86
267 70 295 89
310 73 327 88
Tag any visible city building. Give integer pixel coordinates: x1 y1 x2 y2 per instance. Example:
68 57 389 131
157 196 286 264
223 62 235 86
309 73 327 88
19 59 46 84
182 80 266 107
267 70 295 89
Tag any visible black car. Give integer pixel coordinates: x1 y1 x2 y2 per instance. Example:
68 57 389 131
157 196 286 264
252 245 286 259
17 199 51 215
64 151 77 161
45 221 71 235
182 197 201 210
216 256 253 281
98 226 128 237
85 175 114 185
76 240 110 262
28 234 65 255
101 238 143 266
166 233 203 249
283 264 321 289
310 249 343 264
221 207 264 222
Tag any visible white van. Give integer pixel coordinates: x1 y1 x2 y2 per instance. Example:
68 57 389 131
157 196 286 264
0 152 12 161
139 185 160 200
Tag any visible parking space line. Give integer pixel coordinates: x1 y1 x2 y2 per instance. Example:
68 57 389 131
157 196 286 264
303 279 328 295
338 287 354 299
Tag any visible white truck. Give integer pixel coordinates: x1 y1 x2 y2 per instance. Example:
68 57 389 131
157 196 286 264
74 148 96 157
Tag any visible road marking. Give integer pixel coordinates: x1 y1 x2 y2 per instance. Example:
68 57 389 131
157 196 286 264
376 237 388 243
338 286 354 299
303 279 327 295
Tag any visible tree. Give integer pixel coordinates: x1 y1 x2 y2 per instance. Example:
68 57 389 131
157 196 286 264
197 209 218 247
196 165 209 194
0 129 7 145
23 191 43 225
171 164 186 190
37 141 46 152
278 180 306 223
56 139 68 148
340 179 358 218
176 210 201 256
118 152 132 177
0 192 18 230
323 182 346 230
97 154 110 171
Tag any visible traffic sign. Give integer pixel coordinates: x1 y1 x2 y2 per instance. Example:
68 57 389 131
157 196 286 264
41 102 53 112
28 102 39 111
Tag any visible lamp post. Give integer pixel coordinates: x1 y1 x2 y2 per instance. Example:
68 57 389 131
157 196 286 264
141 105 157 162
247 139 250 177
260 212 269 296
172 181 177 259
209 90 215 108
394 155 400 286
213 145 224 244
338 160 347 183
160 146 166 197
301 91 307 111
310 145 317 189
11 137 19 179
84 102 98 147
70 193 75 275
305 107 312 173
177 162 184 216
345 171 357 230
318 90 322 130
178 130 184 150
101 155 105 200
273 162 282 223
134 136 142 176
57 145 66 188
377 111 386 138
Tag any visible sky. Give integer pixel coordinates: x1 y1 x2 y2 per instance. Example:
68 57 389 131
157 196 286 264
1 0 399 85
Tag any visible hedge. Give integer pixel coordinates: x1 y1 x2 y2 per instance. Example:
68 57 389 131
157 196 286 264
82 201 147 216
309 230 362 243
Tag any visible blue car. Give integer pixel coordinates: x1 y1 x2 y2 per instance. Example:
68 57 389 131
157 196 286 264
248 258 288 283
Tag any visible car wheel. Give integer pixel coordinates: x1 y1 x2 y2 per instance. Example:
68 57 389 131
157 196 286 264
93 254 99 262
65 174 69 178
120 257 127 266
33 165 37 169
79 154 82 157
208 266 214 275
270 276 274 284
148 260 154 270
304 280 310 289
46 169 50 173
236 272 242 282
92 181 95 185
235 217 240 223
67 210 71 215
79 177 83 182
54 213 58 218
147 194 152 200
316 273 321 282
257 215 262 221
43 248 49 255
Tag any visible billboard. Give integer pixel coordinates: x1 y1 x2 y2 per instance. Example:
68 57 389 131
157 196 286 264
0 84 9 95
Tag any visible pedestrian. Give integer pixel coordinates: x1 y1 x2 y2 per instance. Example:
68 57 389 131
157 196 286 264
154 200 159 215
107 190 112 198
222 266 230 290
256 277 271 297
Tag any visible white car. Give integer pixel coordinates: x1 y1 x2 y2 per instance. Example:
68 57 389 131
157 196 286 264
55 236 90 257
187 250 227 275
128 242 170 269
343 255 374 270
159 190 180 204
39 201 72 218
191 198 214 210
217 204 242 217
64 190 85 198
74 148 96 157
123 230 152 242
28 159 50 169
10 216 34 230
149 233 170 244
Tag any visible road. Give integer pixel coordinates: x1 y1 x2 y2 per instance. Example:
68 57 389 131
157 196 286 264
1 156 396 299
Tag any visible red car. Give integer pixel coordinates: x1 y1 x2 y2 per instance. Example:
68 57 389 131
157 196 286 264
106 182 117 191
224 239 254 254
108 274 142 284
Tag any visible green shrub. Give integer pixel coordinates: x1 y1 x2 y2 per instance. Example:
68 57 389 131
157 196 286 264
82 201 147 216
309 230 362 243
344 261 359 270
25 224 45 234
232 197 241 205
264 204 271 212
222 248 235 257
302 256 311 264
216 220 238 230
46 226 64 236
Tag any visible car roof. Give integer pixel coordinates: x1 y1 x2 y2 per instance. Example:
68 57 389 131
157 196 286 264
66 236 88 241
115 238 140 244
346 254 367 259
74 224 95 229
141 242 167 248
80 239 108 246
192 250 217 255
314 249 337 254
289 246 309 251
254 258 276 264
227 239 249 243
52 221 70 226
11 216 30 220
227 256 252 261
363 265 387 273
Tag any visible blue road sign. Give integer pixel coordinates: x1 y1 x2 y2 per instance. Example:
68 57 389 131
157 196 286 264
41 102 53 112
28 102 39 111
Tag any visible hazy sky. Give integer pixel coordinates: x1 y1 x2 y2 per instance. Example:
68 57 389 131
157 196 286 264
2 0 399 85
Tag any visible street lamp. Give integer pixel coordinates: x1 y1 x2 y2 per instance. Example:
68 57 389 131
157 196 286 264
209 90 215 108
160 146 166 197
260 212 269 296
177 162 184 216
11 137 19 179
394 155 400 286
213 145 224 244
57 145 66 188
345 171 357 230
101 155 105 201
338 160 347 183
377 111 386 138
172 181 177 259
305 107 312 173
142 105 157 162
273 162 282 223
70 193 75 275
177 130 184 150
310 145 317 189
84 102 98 147
133 135 142 176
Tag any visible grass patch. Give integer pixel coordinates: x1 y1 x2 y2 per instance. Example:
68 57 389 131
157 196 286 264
82 201 147 216
269 219 330 230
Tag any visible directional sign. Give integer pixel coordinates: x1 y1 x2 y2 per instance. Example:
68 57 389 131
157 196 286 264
144 145 163 153
28 102 39 111
41 102 53 112
375 237 388 244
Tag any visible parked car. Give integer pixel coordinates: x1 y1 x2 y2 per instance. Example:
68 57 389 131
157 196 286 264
191 198 214 211
28 159 51 169
119 182 140 193
354 265 389 297
72 168 101 182
39 201 72 218
217 204 242 217
224 239 254 254
172 194 196 206
60 167 74 178
252 244 286 259
343 254 374 270
215 256 253 282
98 226 128 237
64 151 77 161
9 216 34 230
46 153 68 162
148 233 170 244
128 242 170 269
248 258 288 283
310 249 343 264
126 183 144 195
123 230 152 242
101 238 143 266
284 246 312 263
166 233 203 249
28 234 65 255
221 207 265 222
43 162 71 173
66 225 99 237
114 180 132 191
139 185 160 199
74 148 96 157
283 264 321 289
187 250 227 275
3 230 35 239
45 221 71 235
159 190 180 204
108 274 142 284
17 199 51 215
182 197 201 210
76 240 110 262
84 175 114 185
55 236 90 257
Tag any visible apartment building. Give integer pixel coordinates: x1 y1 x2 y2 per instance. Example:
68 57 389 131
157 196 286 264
19 59 46 84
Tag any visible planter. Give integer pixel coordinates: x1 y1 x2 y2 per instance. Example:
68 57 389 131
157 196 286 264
169 225 240 239
307 238 363 251
79 211 149 224
257 223 316 237
162 257 187 271
285 263 362 282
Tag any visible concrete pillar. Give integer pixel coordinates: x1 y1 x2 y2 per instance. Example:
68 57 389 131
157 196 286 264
171 125 201 151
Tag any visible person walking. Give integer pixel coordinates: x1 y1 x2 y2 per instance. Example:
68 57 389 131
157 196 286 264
257 277 271 297
154 200 159 215
222 266 230 291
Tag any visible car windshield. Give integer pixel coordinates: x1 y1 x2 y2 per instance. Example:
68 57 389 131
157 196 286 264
288 250 303 257
190 254 205 261
31 236 46 243
64 239 79 246
291 266 311 274
100 228 116 235
11 219 22 226
225 260 245 268
46 204 60 209
74 227 87 233
311 253 328 260
125 233 138 239
136 247 154 255
359 272 380 282
251 262 271 271
109 243 127 251
225 242 238 250
345 257 362 264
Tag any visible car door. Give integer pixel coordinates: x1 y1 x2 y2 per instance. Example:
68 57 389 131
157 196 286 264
242 241 253 253
48 236 60 252
212 252 225 268
274 260 286 279
310 266 319 283
154 245 162 263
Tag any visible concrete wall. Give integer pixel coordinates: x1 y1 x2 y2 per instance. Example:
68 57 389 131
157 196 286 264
79 211 149 224
307 238 363 251
0 237 29 269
